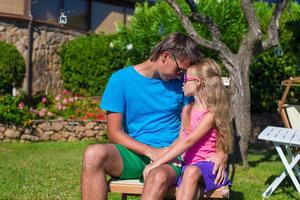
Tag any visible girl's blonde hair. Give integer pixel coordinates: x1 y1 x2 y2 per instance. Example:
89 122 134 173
183 58 233 154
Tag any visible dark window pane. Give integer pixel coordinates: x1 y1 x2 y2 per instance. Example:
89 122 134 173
63 0 88 30
32 0 60 24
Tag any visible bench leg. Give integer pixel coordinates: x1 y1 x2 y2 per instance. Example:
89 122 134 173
121 194 127 200
192 185 201 200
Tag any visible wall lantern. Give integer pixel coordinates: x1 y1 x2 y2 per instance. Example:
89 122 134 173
58 10 67 25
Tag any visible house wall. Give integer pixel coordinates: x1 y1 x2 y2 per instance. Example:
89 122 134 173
0 0 136 94
91 1 133 33
0 18 82 94
0 0 26 16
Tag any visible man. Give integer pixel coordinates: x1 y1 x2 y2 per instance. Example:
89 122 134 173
81 32 228 200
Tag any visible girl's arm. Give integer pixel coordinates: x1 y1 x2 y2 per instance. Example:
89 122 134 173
158 105 188 155
143 112 215 177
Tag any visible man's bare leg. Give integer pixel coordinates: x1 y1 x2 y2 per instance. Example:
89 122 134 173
141 165 177 200
81 144 123 200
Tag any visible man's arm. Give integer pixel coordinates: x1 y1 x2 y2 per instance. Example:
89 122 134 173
107 112 166 161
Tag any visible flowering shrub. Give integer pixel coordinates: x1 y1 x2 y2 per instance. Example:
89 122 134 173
0 91 106 126
0 95 34 126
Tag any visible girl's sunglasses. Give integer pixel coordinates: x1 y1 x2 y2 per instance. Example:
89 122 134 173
183 74 200 83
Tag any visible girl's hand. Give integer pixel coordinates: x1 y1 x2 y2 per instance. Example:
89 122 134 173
143 162 160 181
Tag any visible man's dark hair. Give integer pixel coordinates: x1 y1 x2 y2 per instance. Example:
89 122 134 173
149 32 203 65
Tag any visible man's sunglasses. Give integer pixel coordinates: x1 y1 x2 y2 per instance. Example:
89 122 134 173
171 54 186 75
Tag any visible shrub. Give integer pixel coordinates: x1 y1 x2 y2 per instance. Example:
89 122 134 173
59 34 136 96
250 2 300 112
0 41 25 95
0 94 33 126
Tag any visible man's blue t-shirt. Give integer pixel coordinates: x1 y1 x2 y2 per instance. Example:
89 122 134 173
100 66 191 148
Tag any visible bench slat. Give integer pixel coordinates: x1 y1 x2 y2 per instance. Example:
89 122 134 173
108 179 229 199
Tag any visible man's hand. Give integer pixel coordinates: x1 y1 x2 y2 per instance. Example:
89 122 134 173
206 151 228 185
145 147 169 161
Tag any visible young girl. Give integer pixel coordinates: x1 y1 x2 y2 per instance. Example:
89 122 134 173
143 58 233 199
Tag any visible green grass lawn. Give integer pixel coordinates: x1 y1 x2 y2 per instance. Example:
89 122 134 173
0 141 299 200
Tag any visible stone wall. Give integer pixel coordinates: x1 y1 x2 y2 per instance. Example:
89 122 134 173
0 120 107 143
0 17 82 94
0 112 283 143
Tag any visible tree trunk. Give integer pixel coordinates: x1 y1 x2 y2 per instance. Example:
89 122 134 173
229 59 252 168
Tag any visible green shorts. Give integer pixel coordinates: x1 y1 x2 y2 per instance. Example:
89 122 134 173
114 144 181 181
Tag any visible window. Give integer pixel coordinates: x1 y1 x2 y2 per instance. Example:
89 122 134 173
31 0 89 31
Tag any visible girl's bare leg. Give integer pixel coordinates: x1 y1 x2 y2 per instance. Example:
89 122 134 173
176 165 201 200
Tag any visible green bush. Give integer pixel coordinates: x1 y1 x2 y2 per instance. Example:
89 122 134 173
59 34 136 96
0 41 25 95
250 2 300 112
0 95 33 126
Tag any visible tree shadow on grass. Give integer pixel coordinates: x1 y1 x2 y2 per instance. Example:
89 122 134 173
263 176 300 199
229 189 245 200
247 144 281 168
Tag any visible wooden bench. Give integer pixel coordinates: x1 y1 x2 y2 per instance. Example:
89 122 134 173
108 179 230 199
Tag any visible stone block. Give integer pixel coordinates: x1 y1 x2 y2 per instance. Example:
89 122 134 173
39 122 51 131
85 122 96 130
85 130 95 137
68 136 79 142
21 134 39 141
62 131 70 139
75 126 85 133
51 133 62 141
65 125 75 132
0 126 6 132
52 122 63 131
0 132 4 139
4 129 21 139
40 134 50 141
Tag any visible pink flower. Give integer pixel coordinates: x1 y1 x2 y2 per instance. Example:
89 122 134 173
63 98 68 104
38 108 47 117
69 97 74 102
47 111 53 117
42 97 47 104
29 107 36 113
55 95 61 101
18 102 25 110
56 104 63 110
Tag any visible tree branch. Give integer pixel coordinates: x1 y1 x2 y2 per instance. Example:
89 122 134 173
241 0 261 38
185 0 221 42
262 0 288 50
166 0 211 47
166 0 235 73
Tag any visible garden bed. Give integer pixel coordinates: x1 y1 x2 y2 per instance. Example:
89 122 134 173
0 119 107 142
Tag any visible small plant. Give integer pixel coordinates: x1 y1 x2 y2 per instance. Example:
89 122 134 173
0 94 34 126
0 91 106 126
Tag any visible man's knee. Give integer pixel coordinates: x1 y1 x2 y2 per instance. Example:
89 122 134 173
147 168 171 186
83 144 108 170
